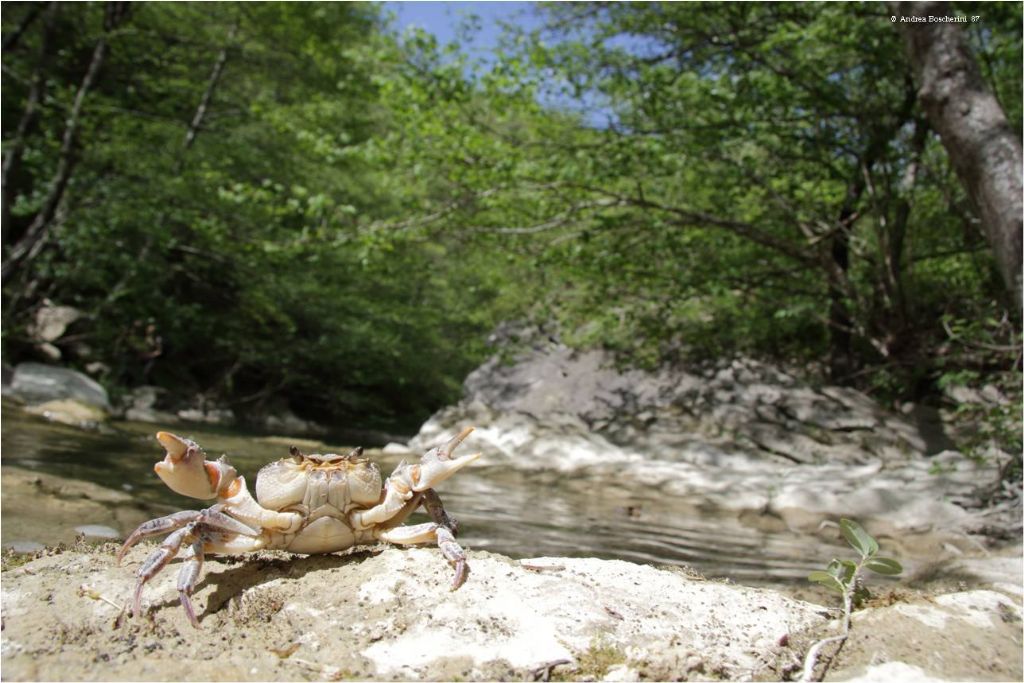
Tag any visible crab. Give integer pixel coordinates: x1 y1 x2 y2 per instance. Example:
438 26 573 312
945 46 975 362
117 426 479 627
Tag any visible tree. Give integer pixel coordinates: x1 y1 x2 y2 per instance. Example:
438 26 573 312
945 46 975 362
894 1 1023 315
1 3 512 429
2 2 131 283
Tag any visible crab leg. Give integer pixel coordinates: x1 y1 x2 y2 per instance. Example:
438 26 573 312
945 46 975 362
117 509 204 564
436 526 468 589
217 475 303 534
378 522 469 590
134 527 190 617
118 505 258 563
126 506 260 622
422 488 459 535
177 540 205 629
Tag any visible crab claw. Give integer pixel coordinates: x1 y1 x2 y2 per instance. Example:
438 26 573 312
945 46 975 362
153 432 237 500
413 426 481 491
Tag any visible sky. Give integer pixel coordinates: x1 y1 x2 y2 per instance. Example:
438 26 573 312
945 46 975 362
384 1 542 55
382 1 616 127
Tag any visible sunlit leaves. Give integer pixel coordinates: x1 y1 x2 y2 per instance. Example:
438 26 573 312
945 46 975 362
839 518 879 559
808 518 902 601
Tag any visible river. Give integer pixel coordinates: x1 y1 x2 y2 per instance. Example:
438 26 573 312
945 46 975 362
2 407 858 587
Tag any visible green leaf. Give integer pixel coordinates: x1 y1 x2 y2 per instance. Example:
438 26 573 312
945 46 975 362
864 557 903 576
825 558 855 583
840 518 879 558
808 570 845 593
838 559 857 583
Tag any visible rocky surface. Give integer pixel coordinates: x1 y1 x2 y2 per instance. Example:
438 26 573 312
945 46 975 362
6 363 111 411
2 543 1020 682
23 399 110 429
23 301 84 361
827 587 1023 682
1 468 162 552
120 386 180 424
412 347 938 466
1 341 1021 681
409 344 1015 541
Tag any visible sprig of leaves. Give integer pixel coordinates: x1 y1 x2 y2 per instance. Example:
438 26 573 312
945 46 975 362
801 519 904 681
808 519 902 606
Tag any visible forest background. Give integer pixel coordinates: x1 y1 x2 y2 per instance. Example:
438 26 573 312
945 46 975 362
1 2 1020 470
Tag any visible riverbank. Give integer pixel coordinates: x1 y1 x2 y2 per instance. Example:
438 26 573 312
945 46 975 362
2 541 1021 681
2 356 1022 680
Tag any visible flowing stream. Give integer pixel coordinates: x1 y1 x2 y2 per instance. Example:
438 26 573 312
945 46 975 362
2 409 857 587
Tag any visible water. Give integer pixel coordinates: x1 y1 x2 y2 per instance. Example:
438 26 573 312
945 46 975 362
1 408 852 586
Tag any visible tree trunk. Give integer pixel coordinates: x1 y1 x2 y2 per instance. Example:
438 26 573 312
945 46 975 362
827 195 856 381
894 1 1024 315
825 84 916 381
180 23 237 159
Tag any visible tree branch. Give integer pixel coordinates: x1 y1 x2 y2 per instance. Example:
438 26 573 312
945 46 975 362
1 3 45 53
180 22 238 158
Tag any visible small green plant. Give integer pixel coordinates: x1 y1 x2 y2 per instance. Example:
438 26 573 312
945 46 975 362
801 519 902 681
553 637 625 681
808 518 903 604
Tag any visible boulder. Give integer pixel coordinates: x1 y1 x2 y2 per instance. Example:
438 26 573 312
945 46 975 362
9 363 110 410
259 408 325 436
26 302 83 343
408 343 1005 541
415 346 933 467
176 406 236 425
120 385 179 424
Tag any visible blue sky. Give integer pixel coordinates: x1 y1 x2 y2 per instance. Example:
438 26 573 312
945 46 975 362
380 0 610 125
384 1 542 54
382 1 617 126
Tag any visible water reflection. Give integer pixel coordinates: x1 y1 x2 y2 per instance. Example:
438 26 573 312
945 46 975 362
1 409 849 584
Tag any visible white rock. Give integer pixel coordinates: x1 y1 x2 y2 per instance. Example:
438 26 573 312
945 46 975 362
11 363 110 409
842 661 942 682
602 664 640 681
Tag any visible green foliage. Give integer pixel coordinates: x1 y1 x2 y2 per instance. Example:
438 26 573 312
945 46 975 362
935 329 1022 482
555 637 626 681
2 2 1020 436
375 1 1020 396
0 3 516 430
809 519 903 607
